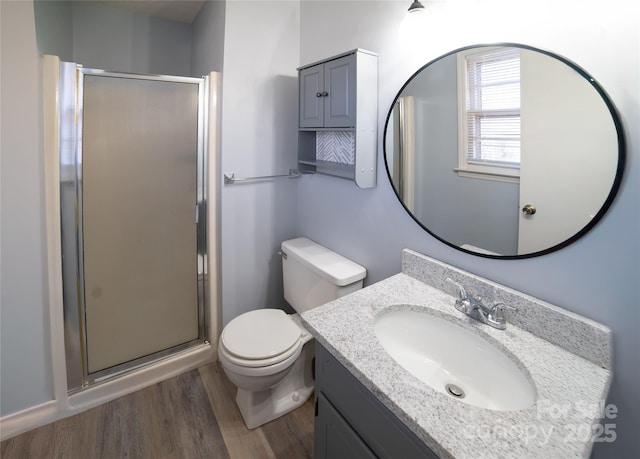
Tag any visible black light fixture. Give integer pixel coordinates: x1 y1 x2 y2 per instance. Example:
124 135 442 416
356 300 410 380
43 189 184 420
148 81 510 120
407 0 426 13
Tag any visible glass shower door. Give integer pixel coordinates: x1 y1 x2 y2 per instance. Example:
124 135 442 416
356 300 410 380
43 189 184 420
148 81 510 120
82 75 201 374
61 66 208 388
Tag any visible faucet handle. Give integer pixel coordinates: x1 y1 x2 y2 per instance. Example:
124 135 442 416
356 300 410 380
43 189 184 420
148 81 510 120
446 278 467 300
446 278 473 314
490 303 517 323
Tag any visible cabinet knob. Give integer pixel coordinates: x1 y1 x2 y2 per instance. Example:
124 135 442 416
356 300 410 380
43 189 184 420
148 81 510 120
316 92 322 97
322 91 329 97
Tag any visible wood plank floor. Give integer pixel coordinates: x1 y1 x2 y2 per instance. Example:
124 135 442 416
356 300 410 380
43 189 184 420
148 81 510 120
1 362 315 459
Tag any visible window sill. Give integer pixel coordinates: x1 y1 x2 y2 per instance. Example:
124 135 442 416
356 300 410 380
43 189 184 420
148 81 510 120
454 168 520 184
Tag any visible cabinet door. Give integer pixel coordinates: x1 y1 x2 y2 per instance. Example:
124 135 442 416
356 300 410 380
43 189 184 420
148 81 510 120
315 394 377 459
316 344 439 459
299 63 324 128
324 54 356 128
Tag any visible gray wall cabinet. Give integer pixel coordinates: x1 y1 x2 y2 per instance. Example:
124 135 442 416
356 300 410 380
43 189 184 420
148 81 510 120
314 343 439 459
297 49 378 188
299 54 356 128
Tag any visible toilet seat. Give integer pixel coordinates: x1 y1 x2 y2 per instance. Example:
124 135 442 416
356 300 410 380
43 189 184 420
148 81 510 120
220 309 302 368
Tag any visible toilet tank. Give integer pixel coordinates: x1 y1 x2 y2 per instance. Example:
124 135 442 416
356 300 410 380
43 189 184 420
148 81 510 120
281 237 366 314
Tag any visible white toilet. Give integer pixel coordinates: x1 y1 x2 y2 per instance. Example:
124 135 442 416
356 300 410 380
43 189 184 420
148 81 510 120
218 237 366 429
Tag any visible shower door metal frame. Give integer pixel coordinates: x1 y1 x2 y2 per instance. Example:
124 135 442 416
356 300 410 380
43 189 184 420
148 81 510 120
60 63 209 391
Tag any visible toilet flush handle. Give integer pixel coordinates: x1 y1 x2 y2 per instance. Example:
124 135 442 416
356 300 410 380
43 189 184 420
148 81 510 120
278 250 288 260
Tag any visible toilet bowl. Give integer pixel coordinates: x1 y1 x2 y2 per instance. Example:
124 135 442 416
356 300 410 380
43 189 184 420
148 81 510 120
218 310 314 429
218 237 366 429
218 308 305 392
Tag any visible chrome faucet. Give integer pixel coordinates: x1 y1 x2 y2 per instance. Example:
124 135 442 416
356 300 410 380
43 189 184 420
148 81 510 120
446 278 516 330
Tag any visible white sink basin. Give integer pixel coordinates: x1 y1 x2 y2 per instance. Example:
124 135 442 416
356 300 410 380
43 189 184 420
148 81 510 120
374 308 536 411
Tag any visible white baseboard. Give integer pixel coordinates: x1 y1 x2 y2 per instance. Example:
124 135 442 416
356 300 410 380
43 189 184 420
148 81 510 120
1 344 216 441
0 400 61 441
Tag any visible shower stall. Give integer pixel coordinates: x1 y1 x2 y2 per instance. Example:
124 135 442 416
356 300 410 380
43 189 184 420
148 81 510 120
59 62 216 391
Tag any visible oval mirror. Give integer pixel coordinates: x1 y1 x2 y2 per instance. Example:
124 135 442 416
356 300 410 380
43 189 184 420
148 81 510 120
384 43 625 259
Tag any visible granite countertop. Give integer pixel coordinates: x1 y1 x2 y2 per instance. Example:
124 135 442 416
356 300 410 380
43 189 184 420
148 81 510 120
301 250 612 459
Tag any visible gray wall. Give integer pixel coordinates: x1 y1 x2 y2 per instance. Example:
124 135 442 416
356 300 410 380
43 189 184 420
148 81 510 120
33 0 193 76
191 0 225 77
298 1 639 457
1 0 54 416
33 0 72 61
71 2 192 76
216 0 300 325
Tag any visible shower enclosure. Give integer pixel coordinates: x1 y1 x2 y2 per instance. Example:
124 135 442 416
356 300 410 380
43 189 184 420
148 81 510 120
59 63 210 391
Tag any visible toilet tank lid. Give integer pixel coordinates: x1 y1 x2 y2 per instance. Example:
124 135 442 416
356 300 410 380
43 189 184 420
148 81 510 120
281 237 366 286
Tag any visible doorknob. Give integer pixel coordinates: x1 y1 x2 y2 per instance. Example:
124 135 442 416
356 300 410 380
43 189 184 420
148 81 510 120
522 204 537 215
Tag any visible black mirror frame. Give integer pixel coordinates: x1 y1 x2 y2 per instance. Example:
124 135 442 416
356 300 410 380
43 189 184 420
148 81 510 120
382 42 626 259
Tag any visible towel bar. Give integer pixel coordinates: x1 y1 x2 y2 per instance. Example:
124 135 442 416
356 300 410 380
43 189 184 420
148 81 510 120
224 169 301 185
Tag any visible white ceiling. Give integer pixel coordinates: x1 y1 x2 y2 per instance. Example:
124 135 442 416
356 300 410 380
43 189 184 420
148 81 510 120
90 0 207 24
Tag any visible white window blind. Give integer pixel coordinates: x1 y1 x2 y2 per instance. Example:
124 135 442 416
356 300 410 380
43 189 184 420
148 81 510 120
464 47 521 171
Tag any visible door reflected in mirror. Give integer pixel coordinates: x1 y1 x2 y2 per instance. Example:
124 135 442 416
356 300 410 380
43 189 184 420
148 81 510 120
384 44 625 258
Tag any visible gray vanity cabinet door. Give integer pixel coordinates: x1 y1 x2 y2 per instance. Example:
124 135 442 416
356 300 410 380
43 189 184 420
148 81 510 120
323 53 356 128
315 343 439 459
299 63 324 128
315 394 377 459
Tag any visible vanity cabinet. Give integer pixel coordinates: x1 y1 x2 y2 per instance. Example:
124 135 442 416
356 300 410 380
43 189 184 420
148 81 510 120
297 49 378 188
314 343 438 459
